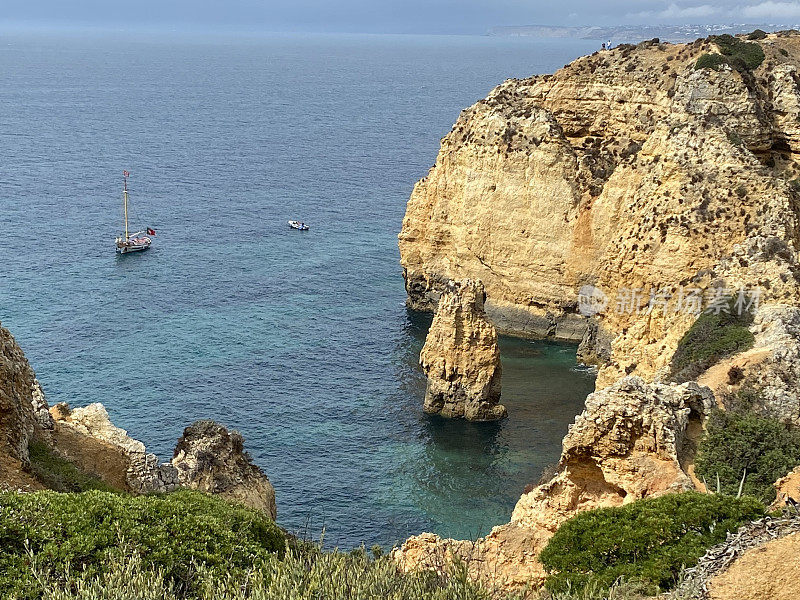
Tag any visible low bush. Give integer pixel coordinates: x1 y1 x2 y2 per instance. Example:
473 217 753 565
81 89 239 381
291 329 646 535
0 490 286 599
694 407 800 503
695 53 729 71
19 538 503 600
710 34 765 71
27 440 118 493
696 35 765 72
540 492 765 595
669 297 755 382
747 29 768 41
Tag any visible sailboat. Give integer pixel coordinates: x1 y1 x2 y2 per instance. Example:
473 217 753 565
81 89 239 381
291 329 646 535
115 170 154 254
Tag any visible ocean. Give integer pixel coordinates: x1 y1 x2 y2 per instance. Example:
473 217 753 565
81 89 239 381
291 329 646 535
0 31 598 548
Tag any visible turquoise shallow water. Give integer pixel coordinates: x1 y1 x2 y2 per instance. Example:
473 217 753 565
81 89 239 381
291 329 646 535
0 31 597 547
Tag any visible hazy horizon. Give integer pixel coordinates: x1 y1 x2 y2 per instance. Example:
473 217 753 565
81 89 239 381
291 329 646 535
3 1 800 36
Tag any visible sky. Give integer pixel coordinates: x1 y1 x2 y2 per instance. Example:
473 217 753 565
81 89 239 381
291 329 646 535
3 1 800 35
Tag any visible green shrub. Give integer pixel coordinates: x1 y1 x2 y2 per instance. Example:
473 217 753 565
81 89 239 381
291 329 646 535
747 29 768 41
695 407 800 503
710 34 765 71
695 53 729 71
669 297 755 382
23 540 501 600
540 492 765 595
0 490 286 599
27 441 118 493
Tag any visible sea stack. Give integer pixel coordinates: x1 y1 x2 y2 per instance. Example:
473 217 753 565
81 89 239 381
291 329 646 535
420 279 506 421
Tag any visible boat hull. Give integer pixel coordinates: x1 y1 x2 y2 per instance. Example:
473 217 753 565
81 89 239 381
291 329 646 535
116 244 150 254
115 237 152 254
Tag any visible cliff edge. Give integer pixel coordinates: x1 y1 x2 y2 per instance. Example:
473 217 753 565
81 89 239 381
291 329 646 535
399 32 800 399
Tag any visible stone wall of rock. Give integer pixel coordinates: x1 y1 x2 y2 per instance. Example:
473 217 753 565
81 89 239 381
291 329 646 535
172 420 277 519
419 279 506 421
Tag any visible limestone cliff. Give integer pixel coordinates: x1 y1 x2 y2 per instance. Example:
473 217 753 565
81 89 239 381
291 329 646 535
0 323 42 490
395 377 714 589
0 323 278 518
420 279 506 421
399 33 800 397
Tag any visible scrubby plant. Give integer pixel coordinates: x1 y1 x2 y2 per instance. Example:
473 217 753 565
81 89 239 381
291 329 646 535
747 29 768 41
710 34 765 71
669 297 755 382
26 441 118 493
696 35 766 72
20 539 506 600
695 53 729 71
0 490 286 599
694 405 800 503
539 492 765 595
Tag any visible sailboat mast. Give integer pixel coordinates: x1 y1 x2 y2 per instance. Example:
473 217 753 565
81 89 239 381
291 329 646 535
123 172 129 240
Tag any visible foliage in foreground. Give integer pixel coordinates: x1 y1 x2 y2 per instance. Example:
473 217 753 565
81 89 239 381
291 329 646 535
20 543 506 600
539 492 765 595
669 300 754 382
694 403 800 503
0 490 286 599
26 441 118 493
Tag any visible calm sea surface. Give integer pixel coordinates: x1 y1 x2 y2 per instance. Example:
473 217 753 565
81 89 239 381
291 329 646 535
0 31 598 547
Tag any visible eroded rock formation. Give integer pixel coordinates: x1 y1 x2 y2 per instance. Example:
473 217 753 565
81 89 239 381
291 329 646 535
0 323 277 517
50 402 179 493
398 33 800 396
394 377 714 589
172 420 277 519
419 279 506 421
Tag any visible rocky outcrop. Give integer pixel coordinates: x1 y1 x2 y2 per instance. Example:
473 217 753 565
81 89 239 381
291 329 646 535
772 465 800 509
398 33 800 393
675 516 800 600
0 324 279 517
419 279 506 421
394 377 714 589
172 420 277 519
0 324 42 490
0 324 36 465
50 402 179 494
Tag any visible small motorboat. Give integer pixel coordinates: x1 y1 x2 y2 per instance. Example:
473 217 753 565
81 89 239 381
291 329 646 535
288 220 309 231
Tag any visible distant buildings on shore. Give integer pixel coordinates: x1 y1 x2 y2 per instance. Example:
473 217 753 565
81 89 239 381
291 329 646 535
488 23 800 44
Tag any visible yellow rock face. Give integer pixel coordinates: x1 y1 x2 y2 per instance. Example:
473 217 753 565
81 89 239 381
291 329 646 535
399 34 800 387
396 32 800 592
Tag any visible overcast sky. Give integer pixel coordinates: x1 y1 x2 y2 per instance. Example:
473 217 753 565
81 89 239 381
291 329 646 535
3 1 800 34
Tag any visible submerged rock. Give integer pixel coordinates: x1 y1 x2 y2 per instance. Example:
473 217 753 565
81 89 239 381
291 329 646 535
172 420 277 519
419 279 506 421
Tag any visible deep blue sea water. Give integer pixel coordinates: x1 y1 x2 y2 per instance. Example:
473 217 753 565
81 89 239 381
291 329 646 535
0 31 598 547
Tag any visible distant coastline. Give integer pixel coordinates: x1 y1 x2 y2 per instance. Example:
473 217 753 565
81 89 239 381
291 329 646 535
488 23 800 43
